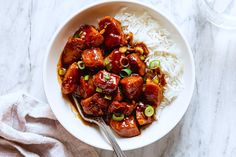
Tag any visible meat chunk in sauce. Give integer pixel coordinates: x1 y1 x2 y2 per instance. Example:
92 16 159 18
99 16 127 49
113 87 123 102
77 76 95 98
80 93 110 116
61 63 82 94
75 25 104 47
110 115 140 137
104 49 125 74
62 38 84 67
144 78 163 107
120 76 143 100
136 103 154 126
127 53 146 76
59 16 167 137
82 48 104 69
108 101 136 116
93 70 120 93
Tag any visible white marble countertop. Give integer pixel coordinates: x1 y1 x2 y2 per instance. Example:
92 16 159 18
1 0 236 156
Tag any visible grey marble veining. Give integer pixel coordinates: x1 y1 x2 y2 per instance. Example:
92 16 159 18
0 0 236 156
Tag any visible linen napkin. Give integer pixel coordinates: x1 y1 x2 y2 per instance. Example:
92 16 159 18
0 92 99 157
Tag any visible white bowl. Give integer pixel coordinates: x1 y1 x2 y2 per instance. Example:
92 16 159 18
43 0 195 151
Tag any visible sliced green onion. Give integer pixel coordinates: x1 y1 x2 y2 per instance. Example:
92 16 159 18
96 87 103 93
77 61 85 70
104 58 110 65
119 46 128 53
73 31 83 38
112 113 124 121
106 64 112 71
153 78 159 84
135 46 144 54
104 95 112 100
140 55 145 61
144 105 154 117
84 75 89 81
58 68 66 76
104 74 110 80
149 60 160 69
119 68 132 78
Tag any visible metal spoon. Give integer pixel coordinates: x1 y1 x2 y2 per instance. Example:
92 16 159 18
72 95 127 157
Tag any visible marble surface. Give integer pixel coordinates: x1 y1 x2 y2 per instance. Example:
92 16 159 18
0 0 236 156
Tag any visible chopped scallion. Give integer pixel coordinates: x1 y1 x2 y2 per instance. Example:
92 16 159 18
119 68 132 78
104 58 110 65
58 68 66 76
135 46 144 54
119 46 128 53
144 105 154 117
77 61 85 70
140 55 145 61
84 75 89 81
153 78 159 84
96 87 103 93
149 60 160 69
104 95 112 100
112 113 124 121
104 74 110 80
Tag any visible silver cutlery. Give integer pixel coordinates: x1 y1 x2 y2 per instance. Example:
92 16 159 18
72 95 127 157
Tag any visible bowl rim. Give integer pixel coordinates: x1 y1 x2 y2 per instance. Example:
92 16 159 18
43 0 195 151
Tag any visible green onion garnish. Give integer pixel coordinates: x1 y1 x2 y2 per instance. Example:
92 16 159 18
140 55 145 61
77 61 85 70
119 46 128 53
96 87 103 93
153 78 159 84
58 68 66 76
104 95 112 100
119 68 132 78
112 113 124 121
106 64 112 71
144 105 154 117
104 74 110 80
149 60 160 69
135 46 144 54
73 31 83 38
104 58 110 65
84 75 89 81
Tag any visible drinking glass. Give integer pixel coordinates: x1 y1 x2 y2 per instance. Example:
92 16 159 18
199 0 236 29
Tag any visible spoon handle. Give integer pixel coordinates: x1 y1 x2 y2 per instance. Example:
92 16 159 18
96 118 127 157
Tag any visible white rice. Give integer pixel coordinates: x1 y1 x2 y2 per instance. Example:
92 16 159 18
115 8 184 107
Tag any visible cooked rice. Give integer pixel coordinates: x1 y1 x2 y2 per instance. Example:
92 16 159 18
115 8 184 107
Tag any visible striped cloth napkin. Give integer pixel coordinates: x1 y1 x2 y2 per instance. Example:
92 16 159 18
0 92 98 157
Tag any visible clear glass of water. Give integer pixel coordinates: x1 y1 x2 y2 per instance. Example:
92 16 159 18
199 0 236 29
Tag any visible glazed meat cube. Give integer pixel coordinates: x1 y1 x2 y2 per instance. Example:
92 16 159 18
144 78 163 107
113 87 123 101
136 103 154 126
120 76 144 100
62 38 84 67
110 115 140 137
80 93 110 116
108 101 136 116
74 25 104 47
93 70 120 93
104 49 125 74
82 48 104 69
61 63 82 94
99 16 127 49
127 53 146 76
78 77 95 98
